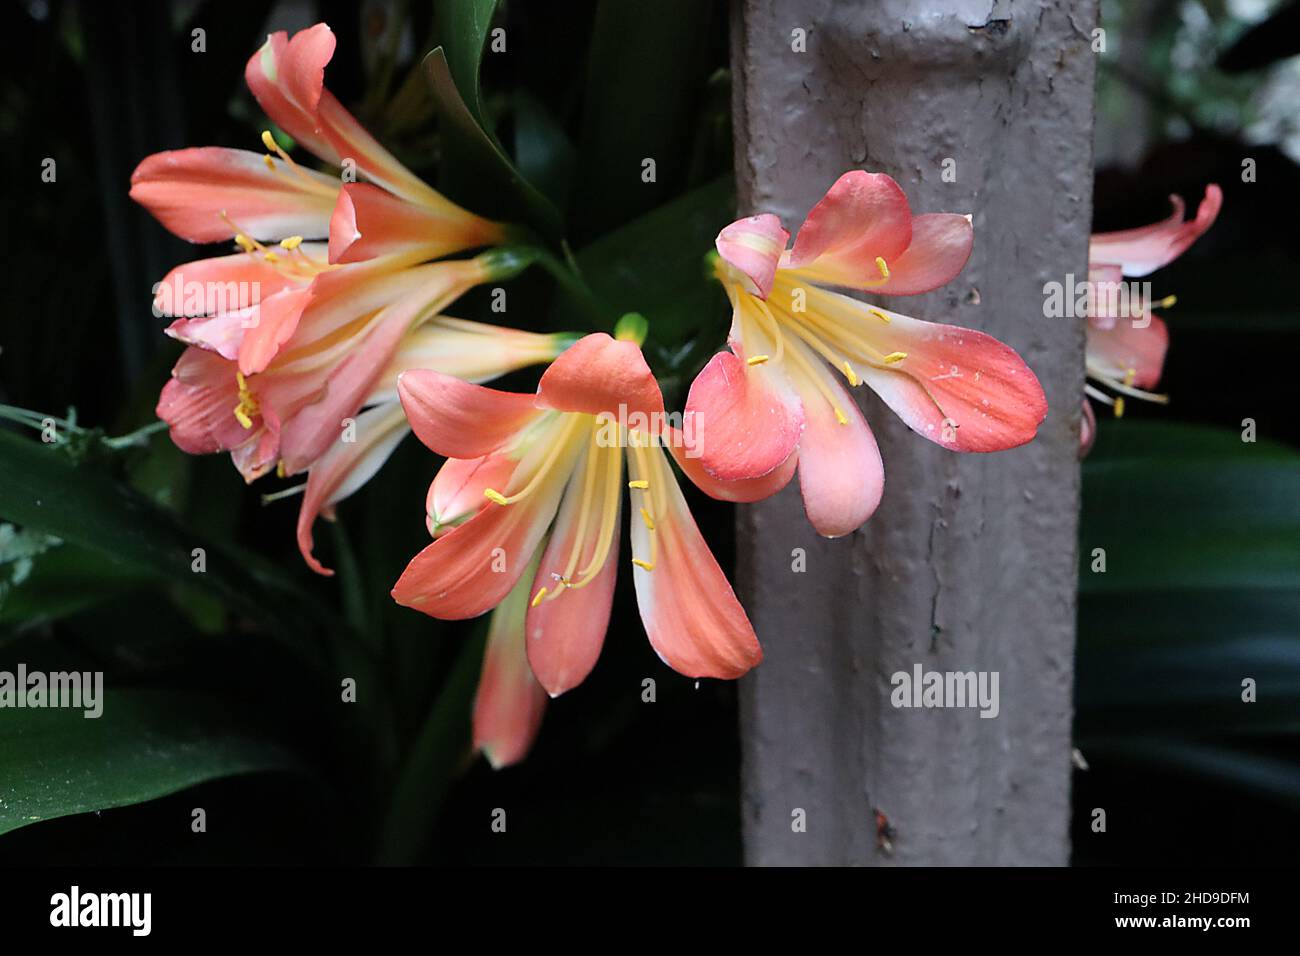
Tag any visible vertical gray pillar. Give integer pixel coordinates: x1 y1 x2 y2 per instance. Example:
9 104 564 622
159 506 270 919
733 0 1096 865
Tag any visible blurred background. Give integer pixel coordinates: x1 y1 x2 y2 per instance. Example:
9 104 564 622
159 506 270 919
0 0 1296 865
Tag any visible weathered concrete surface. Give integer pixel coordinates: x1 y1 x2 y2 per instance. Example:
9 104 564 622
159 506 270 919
733 0 1096 865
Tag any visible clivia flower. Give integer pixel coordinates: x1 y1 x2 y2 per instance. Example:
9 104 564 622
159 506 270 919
392 324 787 701
1080 184 1222 452
130 22 553 570
685 171 1048 537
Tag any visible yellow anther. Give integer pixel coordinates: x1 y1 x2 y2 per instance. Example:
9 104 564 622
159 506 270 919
280 235 304 250
483 488 509 506
746 354 770 366
632 558 655 572
875 256 890 279
260 130 279 152
834 407 849 425
263 154 276 172
1123 367 1136 387
628 480 649 490
868 307 892 324
530 587 548 608
263 251 280 263
640 507 655 531
275 460 287 479
233 372 260 429
841 361 859 386
234 233 256 253
1156 294 1177 309
1113 397 1126 419
882 351 908 364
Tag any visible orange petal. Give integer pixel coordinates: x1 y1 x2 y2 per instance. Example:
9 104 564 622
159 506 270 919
628 445 762 680
1085 313 1169 390
296 401 410 575
426 454 519 537
474 556 549 769
244 25 339 163
666 425 797 503
130 147 336 244
525 443 621 697
715 214 789 299
391 473 568 620
328 182 503 264
1090 184 1222 278
782 170 913 284
398 369 543 460
535 332 664 421
683 349 802 481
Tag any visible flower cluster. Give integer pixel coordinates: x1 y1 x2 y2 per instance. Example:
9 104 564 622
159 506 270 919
134 24 1052 768
1080 185 1222 453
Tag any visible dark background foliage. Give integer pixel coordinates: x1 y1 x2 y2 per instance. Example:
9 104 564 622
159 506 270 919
0 0 1296 865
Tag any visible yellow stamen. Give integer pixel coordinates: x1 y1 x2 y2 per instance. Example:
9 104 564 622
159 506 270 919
841 361 859 387
834 407 849 425
882 351 908 365
628 480 649 490
232 371 259 430
640 507 655 531
1156 294 1177 309
1113 397 1126 419
483 488 509 506
280 235 304 250
275 460 287 479
632 558 655 572
263 251 280 263
234 233 256 253
1123 367 1136 387
530 587 548 608
875 256 890 279
868 307 892 324
746 354 770 366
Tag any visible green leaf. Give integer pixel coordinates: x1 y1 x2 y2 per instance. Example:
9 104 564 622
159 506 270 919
374 628 485 864
1080 422 1300 593
0 688 301 836
569 176 734 352
435 0 501 131
423 47 561 238
0 429 323 663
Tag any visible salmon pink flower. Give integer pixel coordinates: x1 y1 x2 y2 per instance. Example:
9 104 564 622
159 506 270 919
686 171 1048 537
392 329 782 697
131 22 508 378
155 247 572 574
1081 184 1221 446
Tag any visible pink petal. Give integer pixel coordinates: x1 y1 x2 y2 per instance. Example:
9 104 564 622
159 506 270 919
156 347 249 454
152 253 297 317
785 344 884 537
427 454 519 537
869 213 973 296
296 401 410 575
398 370 543 460
391 474 567 620
237 286 313 375
1089 184 1223 277
628 446 762 680
665 426 797 503
525 447 621 697
474 563 549 769
1085 313 1169 390
683 349 802 481
782 170 913 284
535 332 664 422
1079 400 1097 459
715 214 789 299
855 304 1048 453
244 25 339 163
328 183 504 264
130 147 336 244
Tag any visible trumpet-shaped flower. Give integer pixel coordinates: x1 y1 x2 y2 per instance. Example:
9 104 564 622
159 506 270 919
685 171 1047 537
1081 185 1221 448
392 331 784 697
